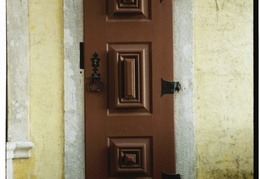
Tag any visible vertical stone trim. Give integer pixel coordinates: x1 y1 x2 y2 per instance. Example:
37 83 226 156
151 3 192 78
0 0 6 178
64 1 85 179
6 0 34 178
6 143 15 179
7 0 29 142
174 0 195 178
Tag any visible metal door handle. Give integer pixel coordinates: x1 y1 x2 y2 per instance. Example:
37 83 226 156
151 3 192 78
88 52 105 92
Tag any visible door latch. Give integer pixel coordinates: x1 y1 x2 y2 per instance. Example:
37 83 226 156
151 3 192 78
161 78 181 96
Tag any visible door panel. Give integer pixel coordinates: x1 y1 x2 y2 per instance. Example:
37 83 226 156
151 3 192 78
108 43 151 114
84 0 175 178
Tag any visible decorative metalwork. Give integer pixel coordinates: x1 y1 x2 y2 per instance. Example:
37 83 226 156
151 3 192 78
89 52 105 92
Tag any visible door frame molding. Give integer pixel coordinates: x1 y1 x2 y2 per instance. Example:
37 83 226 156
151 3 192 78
63 0 195 178
173 0 195 177
63 1 85 179
0 0 6 178
5 1 34 179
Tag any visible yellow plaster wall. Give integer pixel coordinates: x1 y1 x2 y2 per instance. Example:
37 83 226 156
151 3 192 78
13 0 64 178
194 0 253 178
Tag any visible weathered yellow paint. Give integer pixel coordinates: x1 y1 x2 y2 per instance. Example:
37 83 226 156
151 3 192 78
13 0 64 178
194 0 253 178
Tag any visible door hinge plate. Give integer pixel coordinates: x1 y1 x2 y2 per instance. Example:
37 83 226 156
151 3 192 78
161 78 181 96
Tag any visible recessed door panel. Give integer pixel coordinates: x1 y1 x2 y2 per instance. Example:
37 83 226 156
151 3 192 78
84 0 175 178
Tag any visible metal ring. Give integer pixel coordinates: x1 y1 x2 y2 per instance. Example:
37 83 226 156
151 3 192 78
89 80 105 92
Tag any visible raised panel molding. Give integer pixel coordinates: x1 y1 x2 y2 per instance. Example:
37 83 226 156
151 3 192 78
107 43 151 115
123 57 137 100
107 0 150 21
119 0 139 8
108 137 152 177
116 0 142 13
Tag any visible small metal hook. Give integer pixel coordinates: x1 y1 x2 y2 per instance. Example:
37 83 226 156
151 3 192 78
89 52 105 92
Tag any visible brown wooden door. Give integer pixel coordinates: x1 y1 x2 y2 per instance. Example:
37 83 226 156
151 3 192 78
84 0 175 178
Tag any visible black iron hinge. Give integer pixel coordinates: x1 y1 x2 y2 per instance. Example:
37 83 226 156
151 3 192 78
80 42 84 69
161 78 181 96
162 172 181 179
